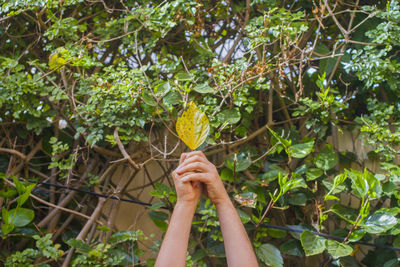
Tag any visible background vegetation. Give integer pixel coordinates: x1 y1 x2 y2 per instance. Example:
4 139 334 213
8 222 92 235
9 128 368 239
1 0 400 266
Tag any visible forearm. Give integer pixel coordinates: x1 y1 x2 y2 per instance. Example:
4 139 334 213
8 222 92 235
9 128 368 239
216 199 258 267
155 202 196 267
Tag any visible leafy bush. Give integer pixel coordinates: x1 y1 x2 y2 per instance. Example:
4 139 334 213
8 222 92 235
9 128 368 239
1 0 400 266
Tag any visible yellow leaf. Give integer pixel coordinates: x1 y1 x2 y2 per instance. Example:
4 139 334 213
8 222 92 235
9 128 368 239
49 53 66 71
176 102 210 150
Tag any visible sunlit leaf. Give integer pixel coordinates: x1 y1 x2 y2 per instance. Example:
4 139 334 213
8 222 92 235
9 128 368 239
176 102 210 150
315 144 338 170
290 141 314 158
325 240 353 258
362 211 398 234
49 53 66 70
300 231 326 256
193 83 214 94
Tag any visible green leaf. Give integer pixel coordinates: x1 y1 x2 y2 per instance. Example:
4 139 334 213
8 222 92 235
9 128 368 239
347 169 369 198
348 228 366 242
300 231 326 256
150 202 165 210
294 164 308 175
287 225 316 240
363 211 398 234
382 259 399 267
290 141 314 158
13 176 25 195
0 189 17 198
280 239 303 257
267 127 291 148
148 211 169 232
288 192 308 206
333 173 347 187
267 228 287 238
261 164 286 182
176 102 210 150
163 91 181 105
363 169 382 199
255 243 283 267
338 256 360 267
325 195 340 201
148 211 169 221
382 181 396 196
393 236 400 248
325 240 353 258
225 152 252 172
175 72 192 81
220 168 234 181
315 145 338 170
282 178 307 195
325 173 347 201
193 83 214 94
142 90 157 106
66 239 91 254
306 168 323 181
328 204 358 223
9 208 34 227
1 223 14 235
96 225 110 232
17 183 35 207
2 208 10 224
236 209 251 224
109 230 142 244
322 179 346 195
155 81 171 96
220 108 241 124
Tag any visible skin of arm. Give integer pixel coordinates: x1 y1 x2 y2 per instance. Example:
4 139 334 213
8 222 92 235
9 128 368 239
176 151 258 267
154 154 202 267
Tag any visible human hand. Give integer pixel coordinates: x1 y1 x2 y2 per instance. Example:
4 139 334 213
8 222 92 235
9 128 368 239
176 151 229 206
172 154 203 207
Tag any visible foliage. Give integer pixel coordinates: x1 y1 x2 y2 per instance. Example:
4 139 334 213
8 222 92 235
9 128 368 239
1 0 400 266
5 234 63 267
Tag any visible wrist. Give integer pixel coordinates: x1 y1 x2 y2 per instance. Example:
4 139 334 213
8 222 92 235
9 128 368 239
175 200 198 210
214 196 232 210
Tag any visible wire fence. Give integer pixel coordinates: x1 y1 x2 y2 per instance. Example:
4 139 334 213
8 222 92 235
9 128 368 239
9 178 400 252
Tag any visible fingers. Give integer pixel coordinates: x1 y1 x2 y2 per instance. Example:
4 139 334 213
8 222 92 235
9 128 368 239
179 155 208 168
181 172 210 183
176 162 209 175
183 151 207 162
171 170 181 185
179 153 187 164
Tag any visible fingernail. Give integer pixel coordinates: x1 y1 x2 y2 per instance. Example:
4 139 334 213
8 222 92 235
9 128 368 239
176 166 182 173
181 176 188 182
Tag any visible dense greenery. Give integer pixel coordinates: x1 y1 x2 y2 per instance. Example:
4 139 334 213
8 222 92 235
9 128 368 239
1 0 400 266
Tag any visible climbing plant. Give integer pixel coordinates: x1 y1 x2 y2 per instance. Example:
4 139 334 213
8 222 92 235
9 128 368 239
1 0 400 266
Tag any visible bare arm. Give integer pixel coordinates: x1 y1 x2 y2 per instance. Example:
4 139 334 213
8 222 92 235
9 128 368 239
154 201 197 267
155 155 202 267
176 151 258 267
215 198 258 267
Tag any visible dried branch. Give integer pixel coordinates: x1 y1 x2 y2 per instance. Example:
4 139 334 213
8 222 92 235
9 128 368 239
113 127 140 170
0 147 27 161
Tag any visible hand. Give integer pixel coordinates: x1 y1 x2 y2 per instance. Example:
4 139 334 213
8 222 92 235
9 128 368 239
176 151 229 206
172 154 203 206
